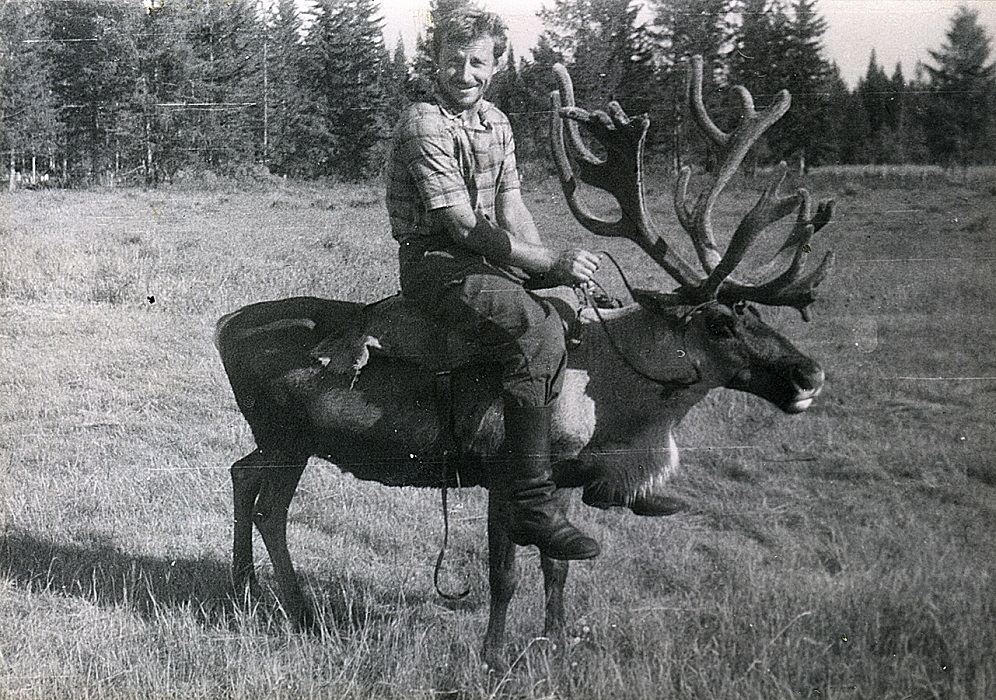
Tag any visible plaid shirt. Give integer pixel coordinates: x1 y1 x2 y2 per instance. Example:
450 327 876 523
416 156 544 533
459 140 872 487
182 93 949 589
386 99 520 249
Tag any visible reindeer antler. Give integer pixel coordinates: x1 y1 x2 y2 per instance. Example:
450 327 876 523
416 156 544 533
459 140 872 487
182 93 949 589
550 56 836 319
549 64 704 289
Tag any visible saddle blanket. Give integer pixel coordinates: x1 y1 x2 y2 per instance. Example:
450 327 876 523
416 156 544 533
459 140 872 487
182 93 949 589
309 287 583 376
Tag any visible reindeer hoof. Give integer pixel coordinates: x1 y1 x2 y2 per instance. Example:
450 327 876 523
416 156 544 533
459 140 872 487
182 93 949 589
629 495 689 517
288 600 320 634
481 648 508 675
583 483 688 517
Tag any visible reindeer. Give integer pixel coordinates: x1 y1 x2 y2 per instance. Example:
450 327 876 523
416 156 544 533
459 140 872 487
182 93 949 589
214 56 835 668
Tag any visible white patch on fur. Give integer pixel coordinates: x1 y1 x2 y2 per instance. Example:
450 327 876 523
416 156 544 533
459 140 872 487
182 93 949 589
552 368 596 458
633 429 680 503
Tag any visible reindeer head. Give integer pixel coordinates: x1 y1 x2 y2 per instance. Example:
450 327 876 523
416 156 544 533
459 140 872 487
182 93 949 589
549 56 836 321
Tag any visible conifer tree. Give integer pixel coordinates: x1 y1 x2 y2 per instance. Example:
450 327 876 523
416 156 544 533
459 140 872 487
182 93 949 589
651 0 734 170
730 0 792 100
858 50 892 136
178 0 262 174
922 6 996 165
651 0 732 77
838 86 870 164
263 0 310 176
537 0 651 111
730 0 836 166
45 0 138 184
728 0 792 167
779 0 836 166
300 0 389 180
130 0 197 183
819 61 854 165
383 35 412 131
0 0 64 187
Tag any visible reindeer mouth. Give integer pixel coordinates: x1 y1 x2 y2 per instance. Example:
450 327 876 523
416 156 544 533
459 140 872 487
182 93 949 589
785 367 825 413
728 365 824 414
785 389 819 413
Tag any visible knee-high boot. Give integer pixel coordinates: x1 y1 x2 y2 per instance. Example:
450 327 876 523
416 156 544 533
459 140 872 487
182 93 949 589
496 404 600 561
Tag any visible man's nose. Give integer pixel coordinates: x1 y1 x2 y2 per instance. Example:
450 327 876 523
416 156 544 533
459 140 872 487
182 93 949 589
458 61 474 83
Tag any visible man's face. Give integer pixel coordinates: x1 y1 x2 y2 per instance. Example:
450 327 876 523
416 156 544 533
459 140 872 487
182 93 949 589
436 36 498 114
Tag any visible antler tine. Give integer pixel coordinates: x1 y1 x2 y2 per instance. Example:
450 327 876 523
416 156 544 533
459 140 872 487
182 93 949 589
698 163 803 298
721 250 835 321
746 192 836 284
550 64 603 171
678 55 793 275
722 192 837 319
549 64 703 288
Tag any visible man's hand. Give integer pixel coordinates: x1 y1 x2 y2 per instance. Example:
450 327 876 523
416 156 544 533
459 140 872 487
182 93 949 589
550 249 601 287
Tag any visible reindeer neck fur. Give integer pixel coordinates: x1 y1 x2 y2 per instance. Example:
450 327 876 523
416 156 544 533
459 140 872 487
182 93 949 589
550 303 713 490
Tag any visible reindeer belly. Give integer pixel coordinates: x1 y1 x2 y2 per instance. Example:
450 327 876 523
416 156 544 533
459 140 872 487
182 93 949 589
299 361 497 488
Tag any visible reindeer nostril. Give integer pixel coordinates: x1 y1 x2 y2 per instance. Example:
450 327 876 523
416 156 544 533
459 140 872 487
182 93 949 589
793 364 825 392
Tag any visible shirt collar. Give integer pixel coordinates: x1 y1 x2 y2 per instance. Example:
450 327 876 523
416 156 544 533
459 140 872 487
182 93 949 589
433 92 494 130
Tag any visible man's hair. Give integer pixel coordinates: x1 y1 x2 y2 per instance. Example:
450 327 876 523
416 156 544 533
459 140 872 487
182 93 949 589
431 7 508 62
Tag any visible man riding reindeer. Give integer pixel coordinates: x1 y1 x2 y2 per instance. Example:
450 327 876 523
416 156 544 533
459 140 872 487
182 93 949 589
385 7 608 561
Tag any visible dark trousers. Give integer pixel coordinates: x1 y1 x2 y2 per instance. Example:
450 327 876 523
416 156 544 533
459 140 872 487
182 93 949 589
400 244 566 408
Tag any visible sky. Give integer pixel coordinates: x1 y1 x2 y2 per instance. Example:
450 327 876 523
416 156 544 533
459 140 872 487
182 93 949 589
378 0 996 88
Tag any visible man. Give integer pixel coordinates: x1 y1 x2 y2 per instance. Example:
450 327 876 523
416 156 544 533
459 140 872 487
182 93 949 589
386 8 600 560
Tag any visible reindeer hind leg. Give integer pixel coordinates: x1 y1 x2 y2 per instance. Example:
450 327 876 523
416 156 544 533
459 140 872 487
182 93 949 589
252 456 310 628
231 449 266 605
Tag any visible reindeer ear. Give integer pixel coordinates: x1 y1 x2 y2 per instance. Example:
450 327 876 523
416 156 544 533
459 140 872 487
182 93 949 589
632 288 684 315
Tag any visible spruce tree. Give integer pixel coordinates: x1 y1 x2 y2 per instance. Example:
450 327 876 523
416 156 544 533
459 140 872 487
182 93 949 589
263 0 311 176
45 0 138 184
729 0 837 166
779 0 836 166
819 62 853 165
651 0 734 171
383 35 412 131
0 0 63 187
858 50 891 137
178 0 262 174
131 0 197 183
922 6 996 165
728 0 793 168
838 87 870 164
300 0 389 180
537 0 651 111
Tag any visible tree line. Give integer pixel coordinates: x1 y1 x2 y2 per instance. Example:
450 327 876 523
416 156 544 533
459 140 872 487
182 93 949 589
2 0 994 188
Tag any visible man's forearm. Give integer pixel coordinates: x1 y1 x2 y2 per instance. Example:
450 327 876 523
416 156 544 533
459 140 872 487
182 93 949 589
452 214 555 273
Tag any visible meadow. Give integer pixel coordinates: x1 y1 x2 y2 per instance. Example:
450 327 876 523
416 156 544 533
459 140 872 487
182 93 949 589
1 167 994 699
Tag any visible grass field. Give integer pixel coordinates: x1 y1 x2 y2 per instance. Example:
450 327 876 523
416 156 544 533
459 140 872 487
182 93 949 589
1 169 994 699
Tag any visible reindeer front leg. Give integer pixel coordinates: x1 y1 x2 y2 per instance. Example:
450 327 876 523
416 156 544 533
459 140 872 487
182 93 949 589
541 553 569 638
482 490 518 670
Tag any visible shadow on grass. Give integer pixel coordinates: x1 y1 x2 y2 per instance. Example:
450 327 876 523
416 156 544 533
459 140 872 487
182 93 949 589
0 527 236 624
0 527 456 633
